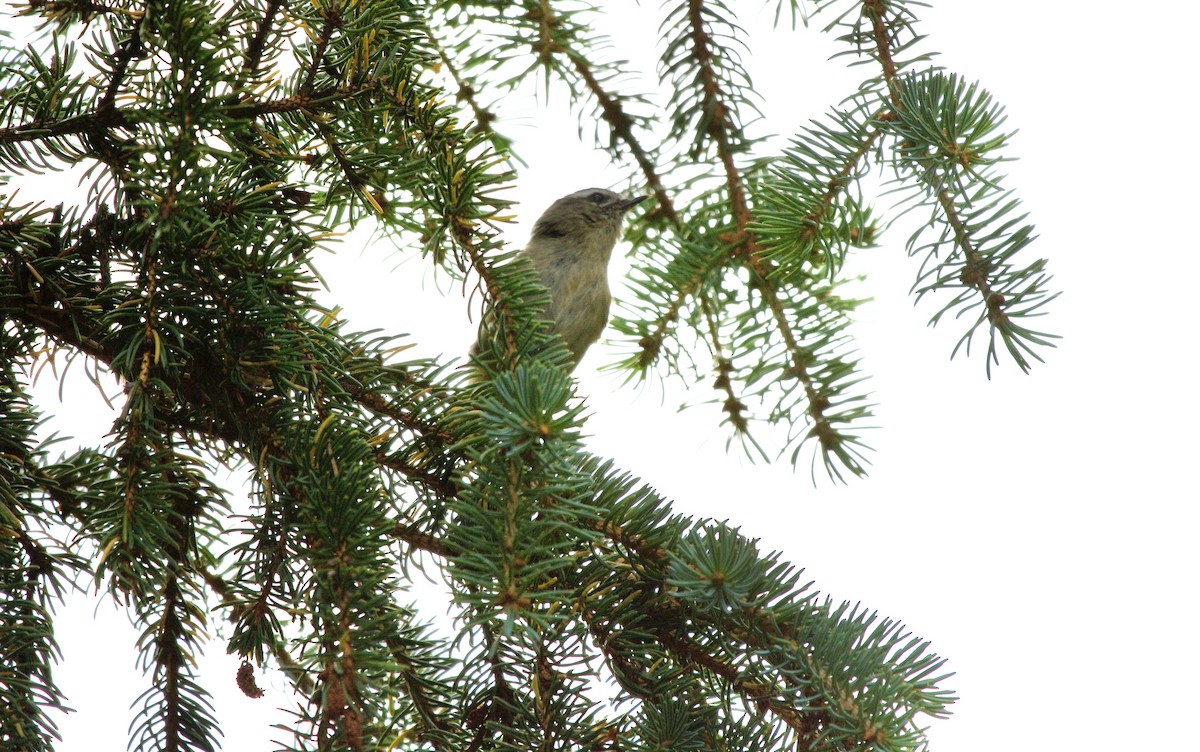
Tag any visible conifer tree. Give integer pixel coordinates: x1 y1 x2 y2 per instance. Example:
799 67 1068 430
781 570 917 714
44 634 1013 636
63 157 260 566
1 1 1054 750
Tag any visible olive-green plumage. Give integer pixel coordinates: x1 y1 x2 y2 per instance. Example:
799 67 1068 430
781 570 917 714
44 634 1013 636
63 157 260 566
500 187 646 368
523 188 645 365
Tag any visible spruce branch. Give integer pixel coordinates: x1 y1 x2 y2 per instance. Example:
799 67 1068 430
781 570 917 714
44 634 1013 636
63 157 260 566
751 109 885 281
679 13 875 477
830 1 1059 374
0 0 1051 748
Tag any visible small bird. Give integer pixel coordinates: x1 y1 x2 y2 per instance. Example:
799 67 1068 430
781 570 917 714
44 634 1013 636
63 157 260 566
480 188 647 369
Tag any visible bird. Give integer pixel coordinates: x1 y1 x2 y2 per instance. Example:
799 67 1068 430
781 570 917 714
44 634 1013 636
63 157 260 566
477 187 647 370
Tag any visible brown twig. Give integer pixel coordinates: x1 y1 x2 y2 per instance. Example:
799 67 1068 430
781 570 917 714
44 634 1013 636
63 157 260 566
567 54 679 228
389 523 454 558
437 45 498 137
655 629 824 741
242 0 288 79
863 0 900 102
300 8 339 96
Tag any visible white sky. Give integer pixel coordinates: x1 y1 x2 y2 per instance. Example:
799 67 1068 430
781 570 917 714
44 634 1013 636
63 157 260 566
8 2 1198 751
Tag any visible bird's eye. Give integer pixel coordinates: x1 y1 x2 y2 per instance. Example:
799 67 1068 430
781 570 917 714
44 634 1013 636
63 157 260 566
589 192 607 204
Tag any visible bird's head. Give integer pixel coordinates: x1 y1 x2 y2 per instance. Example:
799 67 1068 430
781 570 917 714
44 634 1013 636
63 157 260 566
531 188 648 247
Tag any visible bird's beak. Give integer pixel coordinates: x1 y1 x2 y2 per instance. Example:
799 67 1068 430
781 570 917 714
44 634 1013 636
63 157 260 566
619 195 649 212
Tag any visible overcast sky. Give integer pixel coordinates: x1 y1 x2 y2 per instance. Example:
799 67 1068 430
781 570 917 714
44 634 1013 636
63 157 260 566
10 2 1198 751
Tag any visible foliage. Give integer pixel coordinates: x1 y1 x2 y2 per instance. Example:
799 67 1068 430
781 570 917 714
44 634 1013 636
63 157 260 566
0 0 1054 750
